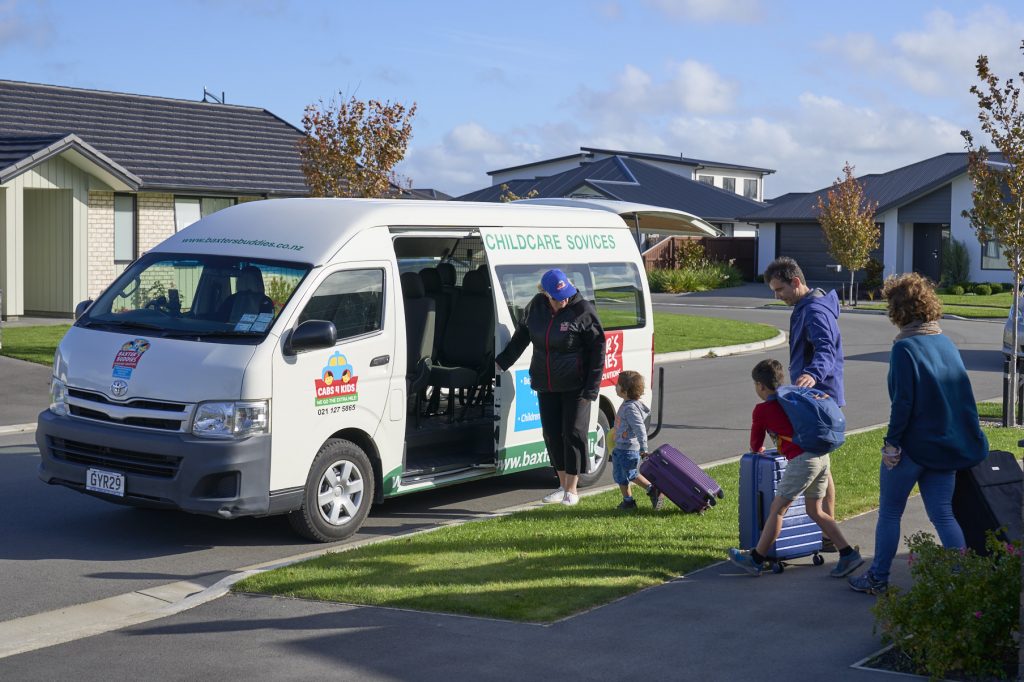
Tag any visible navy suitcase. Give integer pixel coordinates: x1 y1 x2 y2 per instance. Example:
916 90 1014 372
639 444 724 513
952 450 1023 555
739 450 824 572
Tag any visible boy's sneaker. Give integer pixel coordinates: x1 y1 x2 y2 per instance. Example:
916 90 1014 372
617 498 637 510
820 536 838 553
830 545 864 578
727 548 763 576
561 492 580 506
647 486 664 510
848 571 888 595
542 487 565 504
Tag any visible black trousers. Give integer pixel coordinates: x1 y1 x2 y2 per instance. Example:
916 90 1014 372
537 391 592 476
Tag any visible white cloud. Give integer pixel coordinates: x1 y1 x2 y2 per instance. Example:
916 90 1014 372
644 0 763 23
668 60 737 114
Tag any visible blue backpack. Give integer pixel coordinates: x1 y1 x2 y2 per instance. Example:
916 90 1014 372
771 386 846 455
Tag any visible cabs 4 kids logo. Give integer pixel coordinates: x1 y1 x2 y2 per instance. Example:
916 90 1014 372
314 351 359 406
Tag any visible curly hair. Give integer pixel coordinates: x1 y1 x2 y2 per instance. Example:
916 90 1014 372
882 273 943 327
616 370 646 400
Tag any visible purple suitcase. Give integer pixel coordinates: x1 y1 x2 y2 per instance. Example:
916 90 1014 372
639 444 725 513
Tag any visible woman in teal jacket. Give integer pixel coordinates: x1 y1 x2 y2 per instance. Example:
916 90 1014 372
848 273 988 595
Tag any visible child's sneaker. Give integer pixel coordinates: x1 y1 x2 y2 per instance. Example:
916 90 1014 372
727 548 763 576
617 498 637 510
830 545 864 578
561 492 580 506
848 570 888 595
541 487 565 504
646 486 664 510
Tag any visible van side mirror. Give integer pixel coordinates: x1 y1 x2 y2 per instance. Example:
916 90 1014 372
74 299 94 319
285 320 337 355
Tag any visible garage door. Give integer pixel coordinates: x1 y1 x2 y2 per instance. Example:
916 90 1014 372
776 223 883 287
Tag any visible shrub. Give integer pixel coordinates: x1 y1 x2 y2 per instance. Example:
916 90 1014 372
872 531 1021 680
647 263 743 293
974 284 992 296
675 239 707 269
989 282 1005 293
864 257 884 291
940 238 971 288
950 285 965 295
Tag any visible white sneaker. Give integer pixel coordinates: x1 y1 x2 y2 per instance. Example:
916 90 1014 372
561 492 579 506
542 487 565 503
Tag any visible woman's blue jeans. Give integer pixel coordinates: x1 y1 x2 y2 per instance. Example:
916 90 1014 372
869 454 965 581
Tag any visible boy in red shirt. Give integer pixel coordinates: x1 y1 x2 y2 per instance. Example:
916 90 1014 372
728 359 863 577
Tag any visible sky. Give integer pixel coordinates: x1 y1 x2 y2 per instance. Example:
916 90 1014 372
3 0 1024 199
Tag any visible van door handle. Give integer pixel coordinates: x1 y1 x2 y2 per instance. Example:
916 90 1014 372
370 355 390 367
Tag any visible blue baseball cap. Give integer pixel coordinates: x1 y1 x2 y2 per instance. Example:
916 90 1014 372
541 269 577 301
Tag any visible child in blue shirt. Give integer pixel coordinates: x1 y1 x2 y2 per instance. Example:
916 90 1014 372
612 371 663 510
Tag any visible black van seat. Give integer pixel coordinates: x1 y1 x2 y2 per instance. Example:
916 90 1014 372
428 268 494 422
419 267 450 360
217 266 275 324
400 272 435 425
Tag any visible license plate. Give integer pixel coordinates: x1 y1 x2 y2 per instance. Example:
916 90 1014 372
86 468 125 497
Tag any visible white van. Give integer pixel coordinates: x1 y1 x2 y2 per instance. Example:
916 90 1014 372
37 199 714 541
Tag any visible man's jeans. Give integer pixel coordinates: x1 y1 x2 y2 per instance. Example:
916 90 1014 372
869 454 965 581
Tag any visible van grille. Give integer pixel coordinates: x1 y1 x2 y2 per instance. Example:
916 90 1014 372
50 437 182 478
65 388 190 432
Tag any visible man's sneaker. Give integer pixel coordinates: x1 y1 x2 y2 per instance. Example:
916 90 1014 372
820 536 838 553
647 486 664 510
542 487 565 504
617 498 637 510
561 492 580 506
727 548 763 576
830 545 865 578
848 570 888 595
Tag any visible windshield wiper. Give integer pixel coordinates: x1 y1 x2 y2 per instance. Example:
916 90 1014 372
161 329 260 339
82 319 166 332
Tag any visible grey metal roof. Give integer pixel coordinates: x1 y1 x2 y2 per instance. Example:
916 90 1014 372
0 79 308 195
580 147 776 174
742 153 994 222
457 155 766 222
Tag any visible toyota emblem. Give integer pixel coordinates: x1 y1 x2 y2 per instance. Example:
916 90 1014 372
111 380 128 397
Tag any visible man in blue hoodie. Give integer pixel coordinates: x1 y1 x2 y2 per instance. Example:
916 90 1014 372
764 256 845 550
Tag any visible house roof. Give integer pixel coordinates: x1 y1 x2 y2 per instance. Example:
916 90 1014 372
742 153 995 222
0 79 308 195
457 155 766 222
0 133 142 188
486 147 775 177
406 188 454 200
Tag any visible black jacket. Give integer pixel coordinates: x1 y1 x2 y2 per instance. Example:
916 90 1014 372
496 292 606 398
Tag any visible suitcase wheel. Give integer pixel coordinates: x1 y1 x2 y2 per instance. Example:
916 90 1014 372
716 489 725 499
706 493 717 507
812 553 825 566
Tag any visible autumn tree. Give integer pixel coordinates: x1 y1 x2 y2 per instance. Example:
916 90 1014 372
815 162 880 304
498 183 539 203
962 42 1024 427
299 94 417 198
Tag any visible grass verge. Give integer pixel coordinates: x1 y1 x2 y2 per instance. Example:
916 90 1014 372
653 312 777 354
0 325 69 365
233 422 1020 622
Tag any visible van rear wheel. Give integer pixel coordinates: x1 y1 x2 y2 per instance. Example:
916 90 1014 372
578 409 610 487
288 439 374 543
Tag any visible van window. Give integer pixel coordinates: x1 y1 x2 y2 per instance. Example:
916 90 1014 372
494 265 592 323
299 269 385 340
591 262 646 330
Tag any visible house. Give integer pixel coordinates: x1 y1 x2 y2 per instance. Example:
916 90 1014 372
458 148 770 237
741 153 1006 287
0 79 308 319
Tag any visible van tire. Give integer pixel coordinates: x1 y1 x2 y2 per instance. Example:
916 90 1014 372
288 439 375 543
578 409 610 488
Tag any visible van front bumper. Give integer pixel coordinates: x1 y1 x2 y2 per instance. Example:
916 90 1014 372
36 410 272 518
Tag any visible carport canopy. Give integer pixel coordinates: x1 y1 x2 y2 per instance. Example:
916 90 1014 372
514 197 722 237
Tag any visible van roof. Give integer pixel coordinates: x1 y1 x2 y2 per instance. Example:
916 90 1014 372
154 198 630 265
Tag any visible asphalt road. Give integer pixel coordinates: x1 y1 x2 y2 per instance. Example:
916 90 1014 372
0 305 1004 627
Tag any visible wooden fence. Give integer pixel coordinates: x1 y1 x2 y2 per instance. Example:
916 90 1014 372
642 236 758 280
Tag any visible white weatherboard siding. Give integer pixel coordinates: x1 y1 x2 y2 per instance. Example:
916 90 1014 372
950 173 1011 284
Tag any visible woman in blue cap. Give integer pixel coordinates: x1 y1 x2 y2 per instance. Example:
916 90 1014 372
495 268 606 506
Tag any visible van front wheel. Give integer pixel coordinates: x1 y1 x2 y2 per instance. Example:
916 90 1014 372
288 439 374 543
578 409 610 488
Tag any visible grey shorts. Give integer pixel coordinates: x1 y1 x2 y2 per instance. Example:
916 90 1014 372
777 452 830 501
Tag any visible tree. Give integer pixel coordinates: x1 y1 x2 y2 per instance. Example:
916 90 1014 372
498 183 539 203
815 162 880 304
299 94 417 198
962 42 1024 429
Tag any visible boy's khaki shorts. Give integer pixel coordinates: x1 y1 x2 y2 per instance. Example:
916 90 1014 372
777 452 830 501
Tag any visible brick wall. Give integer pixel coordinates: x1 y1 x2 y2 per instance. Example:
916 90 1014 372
87 191 115 299
138 192 175 253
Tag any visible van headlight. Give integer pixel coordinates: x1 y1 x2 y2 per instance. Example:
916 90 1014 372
49 378 68 416
191 400 269 439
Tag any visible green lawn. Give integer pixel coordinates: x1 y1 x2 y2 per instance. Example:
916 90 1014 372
653 312 777 354
857 302 1008 319
0 325 69 365
233 421 1021 622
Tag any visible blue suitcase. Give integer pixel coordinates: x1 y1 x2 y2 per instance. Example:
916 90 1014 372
739 450 824 573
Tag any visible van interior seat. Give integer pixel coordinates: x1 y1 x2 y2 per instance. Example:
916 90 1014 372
400 272 436 410
428 268 494 421
419 267 450 360
217 265 275 324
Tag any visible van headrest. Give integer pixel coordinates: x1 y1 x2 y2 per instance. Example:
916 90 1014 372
400 271 426 298
462 268 490 293
237 266 265 295
419 267 442 293
436 262 456 286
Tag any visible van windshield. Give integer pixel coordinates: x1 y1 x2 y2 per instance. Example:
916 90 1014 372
78 253 310 341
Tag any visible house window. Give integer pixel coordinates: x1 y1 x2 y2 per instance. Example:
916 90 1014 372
722 177 736 193
981 227 1009 270
744 179 758 199
114 194 136 263
174 196 237 232
698 175 714 185
717 223 734 237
